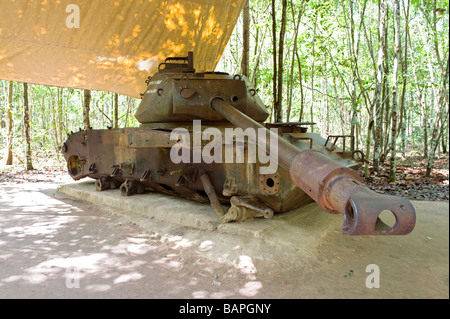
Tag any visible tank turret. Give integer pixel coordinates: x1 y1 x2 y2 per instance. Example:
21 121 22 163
135 52 268 124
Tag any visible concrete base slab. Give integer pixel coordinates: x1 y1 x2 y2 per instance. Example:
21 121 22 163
57 180 341 250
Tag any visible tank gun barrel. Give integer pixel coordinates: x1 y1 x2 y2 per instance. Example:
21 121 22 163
211 97 416 235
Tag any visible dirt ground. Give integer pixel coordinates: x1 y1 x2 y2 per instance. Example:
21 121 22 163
0 173 448 300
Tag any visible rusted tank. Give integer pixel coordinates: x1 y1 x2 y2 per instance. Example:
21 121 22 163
62 52 416 235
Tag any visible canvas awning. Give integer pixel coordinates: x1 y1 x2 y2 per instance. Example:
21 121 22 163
0 0 245 97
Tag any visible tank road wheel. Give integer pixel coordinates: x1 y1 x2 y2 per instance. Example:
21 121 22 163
95 176 118 191
120 179 145 196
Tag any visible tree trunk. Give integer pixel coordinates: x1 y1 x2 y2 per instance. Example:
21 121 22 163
83 89 91 130
349 0 369 152
373 0 387 173
426 54 449 177
326 78 330 135
240 0 250 77
364 111 374 178
41 97 46 148
275 0 287 122
271 0 277 121
287 0 304 122
58 87 65 144
286 45 293 121
5 81 14 165
380 5 390 165
399 0 410 158
310 13 318 132
420 22 438 139
51 90 60 152
124 96 130 127
296 52 305 122
389 0 400 183
422 95 429 158
23 82 34 171
400 99 407 157
114 93 119 128
407 25 428 158
250 25 267 88
348 0 358 153
442 121 448 154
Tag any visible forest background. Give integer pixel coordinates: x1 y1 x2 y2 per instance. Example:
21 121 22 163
0 0 448 200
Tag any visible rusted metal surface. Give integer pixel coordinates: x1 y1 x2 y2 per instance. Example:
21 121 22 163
265 122 314 135
63 52 415 236
216 196 274 226
289 150 415 235
200 172 225 217
211 98 416 235
345 187 416 235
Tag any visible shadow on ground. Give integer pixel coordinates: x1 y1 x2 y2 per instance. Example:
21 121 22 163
0 181 448 298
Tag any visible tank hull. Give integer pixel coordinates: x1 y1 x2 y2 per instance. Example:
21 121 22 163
63 124 356 216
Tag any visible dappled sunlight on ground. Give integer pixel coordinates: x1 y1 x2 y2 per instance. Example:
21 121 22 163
0 177 448 299
0 181 274 298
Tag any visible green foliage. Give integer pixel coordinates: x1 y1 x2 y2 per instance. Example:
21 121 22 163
0 81 140 167
0 0 448 169
218 0 448 156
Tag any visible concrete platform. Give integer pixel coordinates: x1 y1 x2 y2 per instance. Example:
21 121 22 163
57 180 341 251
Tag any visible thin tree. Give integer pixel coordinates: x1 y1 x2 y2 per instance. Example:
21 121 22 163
345 0 368 152
83 89 91 130
114 93 119 128
293 0 305 122
373 0 387 173
398 0 410 158
274 0 287 122
389 0 401 183
287 0 304 122
426 55 449 177
250 22 269 88
58 87 65 144
347 0 357 153
407 25 428 158
271 0 277 121
50 88 60 151
23 82 34 170
240 0 250 78
5 81 14 165
380 5 391 164
309 10 318 132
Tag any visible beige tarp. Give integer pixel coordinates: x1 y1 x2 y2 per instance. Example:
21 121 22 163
0 0 245 97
